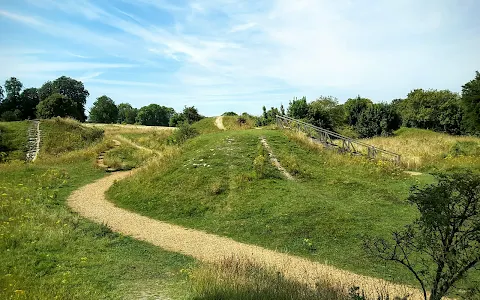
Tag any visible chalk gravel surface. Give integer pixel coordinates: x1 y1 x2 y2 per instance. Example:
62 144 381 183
68 168 428 299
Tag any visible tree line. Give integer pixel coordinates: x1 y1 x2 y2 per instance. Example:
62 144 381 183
257 71 480 138
0 76 203 127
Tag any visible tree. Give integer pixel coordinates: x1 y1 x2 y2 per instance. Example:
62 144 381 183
222 111 237 116
38 76 89 121
169 112 186 127
1 77 23 114
356 103 401 138
344 96 373 126
19 88 40 119
36 93 77 119
398 89 462 134
136 104 174 126
89 95 118 124
182 106 203 124
0 86 4 103
461 71 480 134
280 104 285 116
365 172 480 300
287 96 309 119
307 96 344 130
117 103 137 124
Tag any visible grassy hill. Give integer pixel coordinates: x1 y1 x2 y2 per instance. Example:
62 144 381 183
0 121 30 161
0 119 195 299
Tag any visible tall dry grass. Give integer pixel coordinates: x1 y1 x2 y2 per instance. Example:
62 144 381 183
363 128 480 170
190 256 407 300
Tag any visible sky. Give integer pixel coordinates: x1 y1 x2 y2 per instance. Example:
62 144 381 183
0 0 479 117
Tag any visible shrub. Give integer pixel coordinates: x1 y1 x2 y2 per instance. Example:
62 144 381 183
168 122 199 145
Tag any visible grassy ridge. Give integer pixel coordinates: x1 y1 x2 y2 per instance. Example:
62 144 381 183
40 117 104 156
0 121 30 161
192 118 222 134
107 129 447 287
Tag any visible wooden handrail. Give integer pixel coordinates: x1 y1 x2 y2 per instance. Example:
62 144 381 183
276 115 401 164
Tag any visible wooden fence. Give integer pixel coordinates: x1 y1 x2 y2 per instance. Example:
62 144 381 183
276 115 401 164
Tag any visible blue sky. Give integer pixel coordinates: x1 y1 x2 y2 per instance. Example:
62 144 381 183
1 0 479 117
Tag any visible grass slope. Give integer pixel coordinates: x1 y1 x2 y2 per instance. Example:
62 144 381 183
0 121 30 161
109 129 471 290
40 117 104 156
192 118 222 134
0 119 196 299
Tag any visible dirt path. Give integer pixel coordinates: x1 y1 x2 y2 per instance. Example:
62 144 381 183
260 137 294 180
68 171 426 299
215 116 226 130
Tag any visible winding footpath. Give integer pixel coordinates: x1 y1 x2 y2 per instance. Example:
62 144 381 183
68 170 428 299
215 116 226 130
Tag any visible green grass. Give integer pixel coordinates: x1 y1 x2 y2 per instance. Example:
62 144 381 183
40 117 104 156
0 143 195 299
0 121 30 161
120 130 173 151
107 129 446 285
192 118 222 134
222 116 255 130
103 144 153 170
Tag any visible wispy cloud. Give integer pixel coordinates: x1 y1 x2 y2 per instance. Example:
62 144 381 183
1 0 479 116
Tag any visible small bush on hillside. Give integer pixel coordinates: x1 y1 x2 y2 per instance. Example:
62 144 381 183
447 141 480 157
168 122 199 145
223 111 237 116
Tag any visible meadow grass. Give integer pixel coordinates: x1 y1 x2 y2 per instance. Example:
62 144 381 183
119 130 173 151
192 118 223 134
191 256 361 300
362 127 480 171
222 116 255 130
0 121 30 161
103 143 153 170
40 117 103 156
108 129 471 290
0 118 202 299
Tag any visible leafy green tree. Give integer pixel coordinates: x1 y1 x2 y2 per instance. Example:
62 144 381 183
398 89 462 134
19 88 40 119
307 96 344 130
36 93 77 119
39 76 89 121
136 104 174 126
182 106 203 124
169 112 186 127
0 86 4 103
356 103 401 138
461 71 480 134
1 77 23 114
117 103 137 124
344 96 373 126
222 111 237 116
365 171 480 300
89 96 118 123
287 96 309 119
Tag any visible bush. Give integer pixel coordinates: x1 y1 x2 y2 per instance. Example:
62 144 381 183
168 122 199 144
223 111 237 116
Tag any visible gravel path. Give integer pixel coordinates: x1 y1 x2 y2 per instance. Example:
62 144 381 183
67 170 427 299
214 116 226 130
